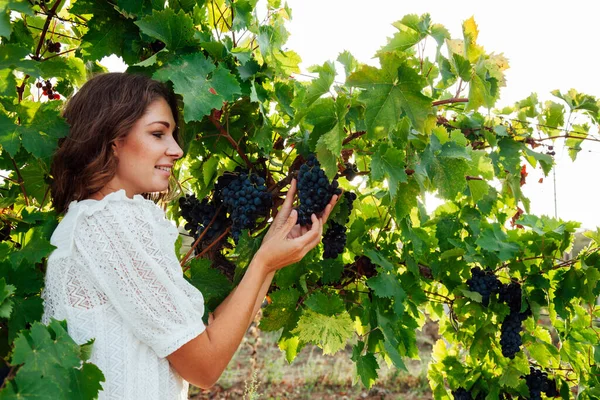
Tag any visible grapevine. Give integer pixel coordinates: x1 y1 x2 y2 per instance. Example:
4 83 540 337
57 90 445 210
0 1 599 398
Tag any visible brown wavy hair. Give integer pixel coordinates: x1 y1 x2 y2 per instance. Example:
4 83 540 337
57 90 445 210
50 72 181 214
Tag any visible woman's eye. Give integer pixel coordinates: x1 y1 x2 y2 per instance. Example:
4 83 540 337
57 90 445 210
152 132 163 138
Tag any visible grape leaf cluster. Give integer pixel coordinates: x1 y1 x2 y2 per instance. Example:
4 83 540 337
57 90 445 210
218 171 272 243
523 367 559 399
467 267 502 306
296 154 341 226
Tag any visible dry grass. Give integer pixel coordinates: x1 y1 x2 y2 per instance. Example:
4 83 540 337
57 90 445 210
189 321 437 400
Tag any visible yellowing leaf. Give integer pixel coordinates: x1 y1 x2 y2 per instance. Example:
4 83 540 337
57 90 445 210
292 310 354 355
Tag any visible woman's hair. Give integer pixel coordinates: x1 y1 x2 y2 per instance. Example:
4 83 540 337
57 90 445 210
50 72 182 214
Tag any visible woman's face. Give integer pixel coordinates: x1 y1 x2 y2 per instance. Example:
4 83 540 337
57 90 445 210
107 97 183 198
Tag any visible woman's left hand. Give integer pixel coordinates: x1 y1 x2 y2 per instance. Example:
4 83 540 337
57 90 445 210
253 179 338 274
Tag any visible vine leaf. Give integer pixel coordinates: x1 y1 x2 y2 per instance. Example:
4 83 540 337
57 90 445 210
0 278 16 318
154 53 241 122
0 114 21 156
351 342 379 388
475 223 520 261
367 272 406 316
135 8 197 51
185 258 232 313
5 320 105 399
304 292 345 316
347 53 432 138
259 288 301 332
370 143 407 198
71 0 141 64
292 309 354 355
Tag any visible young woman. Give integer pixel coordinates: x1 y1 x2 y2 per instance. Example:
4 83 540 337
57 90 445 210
42 72 337 399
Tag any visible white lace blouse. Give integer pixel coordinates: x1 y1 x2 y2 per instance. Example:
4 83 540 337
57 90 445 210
42 190 206 399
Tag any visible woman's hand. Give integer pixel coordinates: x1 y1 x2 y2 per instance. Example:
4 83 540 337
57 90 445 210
253 179 338 273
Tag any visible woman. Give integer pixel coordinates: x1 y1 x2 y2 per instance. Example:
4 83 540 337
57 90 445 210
42 72 337 399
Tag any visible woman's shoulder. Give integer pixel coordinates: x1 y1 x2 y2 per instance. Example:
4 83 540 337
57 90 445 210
51 190 169 256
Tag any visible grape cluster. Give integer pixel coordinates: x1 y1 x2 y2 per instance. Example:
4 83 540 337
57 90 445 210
499 311 523 359
219 171 272 243
179 194 228 243
523 367 559 399
467 267 502 307
452 388 472 400
45 39 61 53
35 79 60 100
322 222 347 259
341 162 359 181
498 282 531 359
344 191 357 213
296 154 341 226
321 191 357 259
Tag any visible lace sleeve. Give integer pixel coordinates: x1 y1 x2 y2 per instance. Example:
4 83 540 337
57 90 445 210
73 200 206 358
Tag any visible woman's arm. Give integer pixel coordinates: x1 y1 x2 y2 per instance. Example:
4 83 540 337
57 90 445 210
168 180 337 388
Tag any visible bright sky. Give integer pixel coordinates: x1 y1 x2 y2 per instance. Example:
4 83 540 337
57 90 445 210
102 1 600 230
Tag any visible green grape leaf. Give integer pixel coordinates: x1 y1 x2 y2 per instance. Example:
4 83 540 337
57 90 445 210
9 228 55 268
291 61 336 124
367 272 406 316
7 296 43 342
432 157 469 200
72 0 141 64
0 278 16 318
259 288 301 332
11 321 80 373
304 292 345 316
347 54 432 138
153 53 241 122
135 8 197 51
0 370 63 399
292 309 354 355
351 342 379 388
0 114 21 156
278 330 303 364
68 362 105 399
20 127 57 161
185 258 232 312
475 223 520 261
370 143 407 198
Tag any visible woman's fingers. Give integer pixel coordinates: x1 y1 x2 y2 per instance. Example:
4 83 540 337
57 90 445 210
282 179 297 211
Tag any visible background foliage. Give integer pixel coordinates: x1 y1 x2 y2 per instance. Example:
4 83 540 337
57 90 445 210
0 0 599 398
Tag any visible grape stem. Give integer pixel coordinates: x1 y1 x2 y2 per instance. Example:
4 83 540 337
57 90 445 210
180 205 225 267
33 0 63 59
432 97 468 107
189 227 231 266
10 158 29 207
209 109 254 170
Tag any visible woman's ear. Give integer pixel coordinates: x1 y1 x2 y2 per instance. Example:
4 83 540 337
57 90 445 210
111 141 118 157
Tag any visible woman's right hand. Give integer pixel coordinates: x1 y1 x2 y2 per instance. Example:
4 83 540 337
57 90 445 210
253 179 338 274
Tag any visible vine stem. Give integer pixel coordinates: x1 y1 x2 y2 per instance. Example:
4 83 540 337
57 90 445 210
33 0 63 59
432 97 468 107
10 158 29 207
185 227 232 270
179 205 225 267
42 47 78 61
209 110 254 170
342 130 366 145
423 290 454 304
